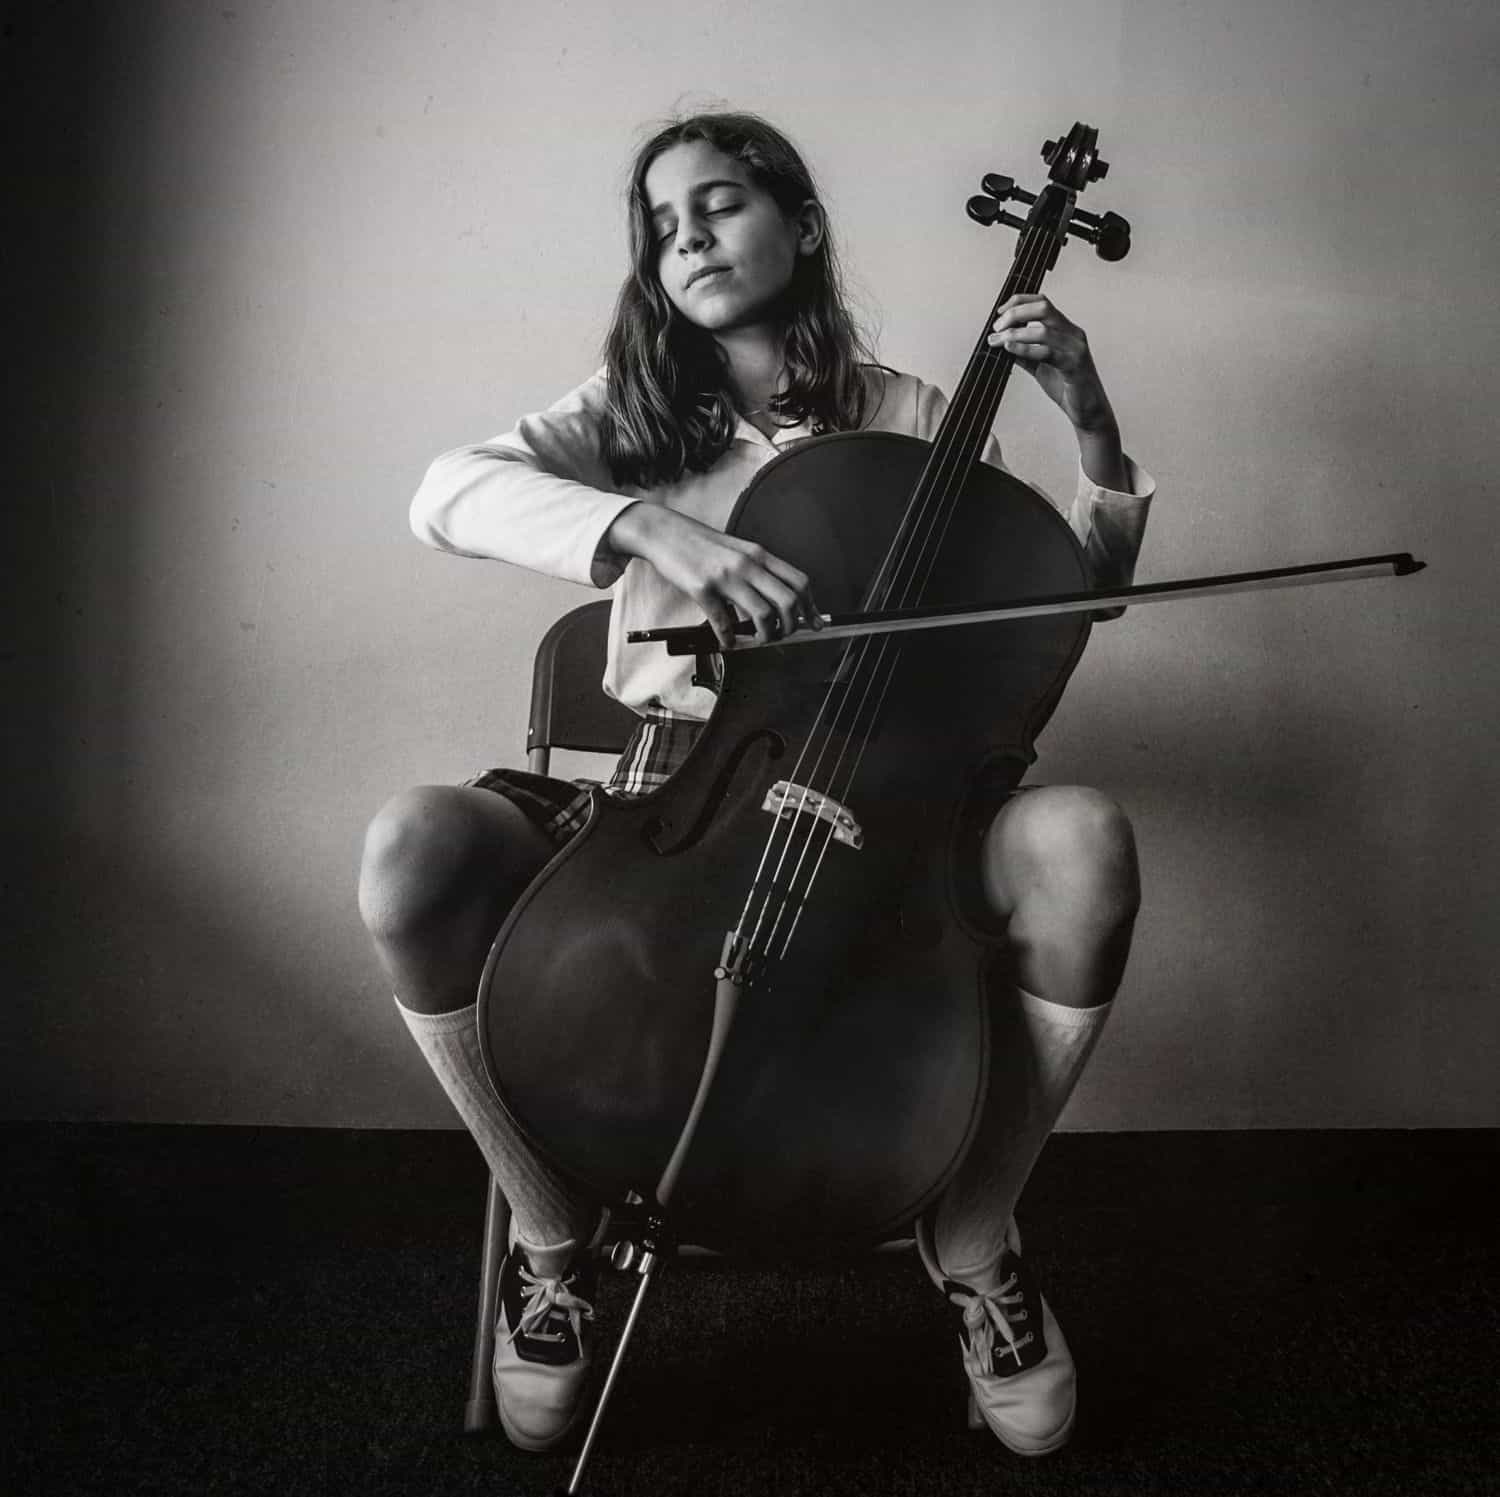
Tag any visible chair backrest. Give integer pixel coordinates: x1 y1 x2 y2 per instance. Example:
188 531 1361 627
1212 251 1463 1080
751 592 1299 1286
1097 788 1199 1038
527 600 639 770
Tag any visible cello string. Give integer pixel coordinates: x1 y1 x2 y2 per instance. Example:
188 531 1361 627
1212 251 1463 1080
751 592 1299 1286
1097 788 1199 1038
853 206 1046 615
756 273 1054 967
871 207 1053 611
882 269 1050 645
766 222 1060 961
744 217 1058 966
812 218 1052 771
735 209 1061 967
884 223 1051 612
831 217 1053 740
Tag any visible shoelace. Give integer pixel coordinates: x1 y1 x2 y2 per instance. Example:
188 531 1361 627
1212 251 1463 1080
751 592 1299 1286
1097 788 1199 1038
508 1263 596 1347
949 1269 1035 1373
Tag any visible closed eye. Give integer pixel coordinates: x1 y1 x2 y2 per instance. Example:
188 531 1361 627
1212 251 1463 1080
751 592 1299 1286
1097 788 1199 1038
653 199 743 248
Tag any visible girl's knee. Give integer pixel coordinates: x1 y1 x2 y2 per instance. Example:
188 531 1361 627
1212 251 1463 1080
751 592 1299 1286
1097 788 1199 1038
989 787 1140 921
1047 786 1134 861
357 786 490 942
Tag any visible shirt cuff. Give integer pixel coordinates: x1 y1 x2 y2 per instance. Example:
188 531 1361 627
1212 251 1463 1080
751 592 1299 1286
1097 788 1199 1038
1073 454 1154 621
1078 453 1155 507
586 497 641 588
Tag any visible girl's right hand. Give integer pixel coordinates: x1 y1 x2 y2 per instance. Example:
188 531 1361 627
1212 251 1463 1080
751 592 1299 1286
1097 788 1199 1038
605 502 821 650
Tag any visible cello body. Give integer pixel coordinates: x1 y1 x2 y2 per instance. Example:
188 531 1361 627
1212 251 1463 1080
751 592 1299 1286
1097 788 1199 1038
477 429 1092 1256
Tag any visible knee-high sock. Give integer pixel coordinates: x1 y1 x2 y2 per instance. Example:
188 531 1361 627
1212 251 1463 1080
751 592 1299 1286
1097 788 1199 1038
395 996 595 1248
932 986 1113 1292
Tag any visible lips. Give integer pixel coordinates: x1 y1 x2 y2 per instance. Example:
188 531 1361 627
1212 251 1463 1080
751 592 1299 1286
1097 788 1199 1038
685 265 729 289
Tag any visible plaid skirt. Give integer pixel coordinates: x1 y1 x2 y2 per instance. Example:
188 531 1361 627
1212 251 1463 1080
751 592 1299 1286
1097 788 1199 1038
465 709 705 849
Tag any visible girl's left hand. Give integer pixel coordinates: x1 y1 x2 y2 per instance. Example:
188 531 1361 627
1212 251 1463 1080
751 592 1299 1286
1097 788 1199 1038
988 294 1117 435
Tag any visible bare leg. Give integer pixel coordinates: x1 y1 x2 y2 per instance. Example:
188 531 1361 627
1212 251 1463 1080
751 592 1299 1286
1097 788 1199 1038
933 785 1140 1282
980 785 1140 1010
358 784 555 1014
358 785 595 1245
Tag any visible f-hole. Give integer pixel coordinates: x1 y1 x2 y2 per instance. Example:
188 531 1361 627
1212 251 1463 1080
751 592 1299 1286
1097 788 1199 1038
645 730 786 855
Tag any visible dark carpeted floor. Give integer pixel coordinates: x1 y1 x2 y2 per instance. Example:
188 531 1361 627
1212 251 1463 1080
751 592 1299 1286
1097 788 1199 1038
2 1125 1494 1497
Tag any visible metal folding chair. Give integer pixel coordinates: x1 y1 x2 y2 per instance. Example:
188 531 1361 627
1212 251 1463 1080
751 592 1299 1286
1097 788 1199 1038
464 599 638 1433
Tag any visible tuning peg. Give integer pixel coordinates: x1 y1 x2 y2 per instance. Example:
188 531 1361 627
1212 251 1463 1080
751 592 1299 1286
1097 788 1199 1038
982 173 1036 206
1067 207 1130 259
1094 209 1129 260
966 194 1002 226
966 195 1026 231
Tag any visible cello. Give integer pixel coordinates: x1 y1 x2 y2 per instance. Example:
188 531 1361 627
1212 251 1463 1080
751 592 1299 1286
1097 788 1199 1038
479 125 1121 1246
474 122 1419 1487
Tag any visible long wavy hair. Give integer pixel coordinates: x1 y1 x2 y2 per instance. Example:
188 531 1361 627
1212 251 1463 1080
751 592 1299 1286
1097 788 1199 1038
601 111 873 489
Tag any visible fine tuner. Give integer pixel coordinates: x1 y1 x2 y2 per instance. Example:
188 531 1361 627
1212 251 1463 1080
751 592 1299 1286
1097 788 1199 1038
966 130 1131 261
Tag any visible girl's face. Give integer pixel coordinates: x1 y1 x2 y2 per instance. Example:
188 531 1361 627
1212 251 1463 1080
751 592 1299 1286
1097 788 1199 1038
643 140 822 335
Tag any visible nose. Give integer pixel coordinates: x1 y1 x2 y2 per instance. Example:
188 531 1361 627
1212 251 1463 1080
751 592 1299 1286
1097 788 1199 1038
675 217 711 254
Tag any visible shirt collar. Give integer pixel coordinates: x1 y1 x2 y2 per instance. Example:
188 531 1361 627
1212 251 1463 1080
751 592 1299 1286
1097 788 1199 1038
732 413 817 449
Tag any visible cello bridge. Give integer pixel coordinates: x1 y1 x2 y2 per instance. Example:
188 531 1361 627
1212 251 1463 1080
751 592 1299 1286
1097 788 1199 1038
761 780 864 850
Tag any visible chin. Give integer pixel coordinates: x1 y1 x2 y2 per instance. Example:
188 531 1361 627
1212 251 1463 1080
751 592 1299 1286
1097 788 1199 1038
696 296 780 334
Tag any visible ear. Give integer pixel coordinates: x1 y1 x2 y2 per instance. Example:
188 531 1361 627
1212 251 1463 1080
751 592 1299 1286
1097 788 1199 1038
792 199 826 257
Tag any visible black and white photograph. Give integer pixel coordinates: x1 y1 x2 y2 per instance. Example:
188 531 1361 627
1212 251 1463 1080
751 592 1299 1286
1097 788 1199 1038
4 2 1495 1493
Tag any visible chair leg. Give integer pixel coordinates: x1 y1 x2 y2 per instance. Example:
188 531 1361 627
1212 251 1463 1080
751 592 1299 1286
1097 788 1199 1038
464 1175 510 1433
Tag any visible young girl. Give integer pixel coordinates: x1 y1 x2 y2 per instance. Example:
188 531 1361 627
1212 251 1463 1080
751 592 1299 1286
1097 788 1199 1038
359 110 1152 1457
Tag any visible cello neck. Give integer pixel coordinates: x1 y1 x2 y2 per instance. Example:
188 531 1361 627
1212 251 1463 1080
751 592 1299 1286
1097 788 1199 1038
925 179 1076 483
866 176 1083 616
860 125 1119 615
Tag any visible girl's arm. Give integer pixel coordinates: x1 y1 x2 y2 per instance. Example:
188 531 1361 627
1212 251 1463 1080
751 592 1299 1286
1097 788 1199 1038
411 372 819 646
912 385 1153 605
992 302 1132 497
409 374 638 589
915 298 1154 606
603 502 818 651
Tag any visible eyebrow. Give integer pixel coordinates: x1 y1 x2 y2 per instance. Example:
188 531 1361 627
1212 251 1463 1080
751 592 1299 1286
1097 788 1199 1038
648 179 748 220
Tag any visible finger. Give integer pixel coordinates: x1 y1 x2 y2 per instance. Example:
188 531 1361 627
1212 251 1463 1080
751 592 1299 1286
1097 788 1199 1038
990 331 1057 364
692 550 779 647
993 295 1053 330
994 309 1082 352
996 293 1052 317
989 315 1060 347
700 596 743 651
719 587 772 649
990 320 1048 345
742 547 823 631
723 578 795 645
995 331 1089 376
707 550 794 644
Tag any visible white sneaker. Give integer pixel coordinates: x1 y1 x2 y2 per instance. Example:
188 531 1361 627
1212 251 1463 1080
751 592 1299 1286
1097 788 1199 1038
492 1223 596 1452
916 1213 1076 1455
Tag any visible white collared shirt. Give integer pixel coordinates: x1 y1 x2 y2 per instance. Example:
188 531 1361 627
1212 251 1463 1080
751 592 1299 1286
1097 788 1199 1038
410 367 1155 717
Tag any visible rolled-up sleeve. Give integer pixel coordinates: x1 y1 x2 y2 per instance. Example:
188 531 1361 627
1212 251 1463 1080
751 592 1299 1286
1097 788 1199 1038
1067 460 1154 614
409 372 639 588
909 378 1154 616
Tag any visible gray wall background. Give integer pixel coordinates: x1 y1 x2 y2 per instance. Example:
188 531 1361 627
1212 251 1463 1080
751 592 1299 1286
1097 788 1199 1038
6 0 1496 1129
